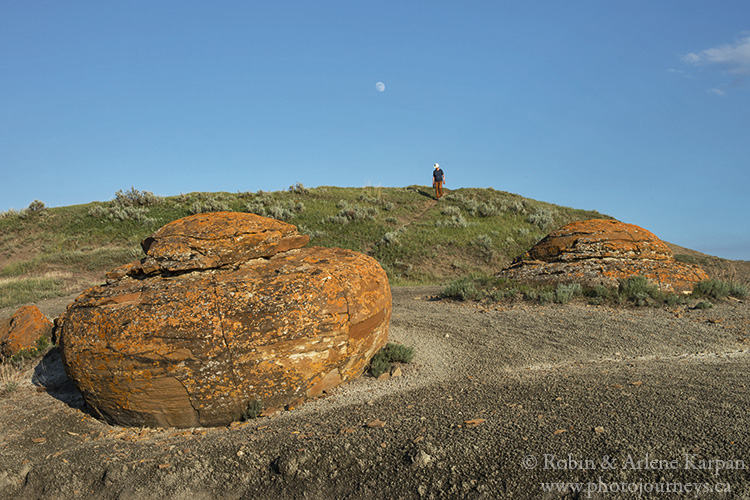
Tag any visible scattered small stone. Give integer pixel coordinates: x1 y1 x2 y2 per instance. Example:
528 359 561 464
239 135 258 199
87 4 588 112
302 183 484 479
341 427 355 434
464 419 485 429
377 372 390 381
31 437 46 444
553 429 566 435
158 463 170 469
413 436 424 443
260 407 281 417
391 366 403 377
594 426 605 434
631 380 643 386
412 450 433 467
366 419 386 428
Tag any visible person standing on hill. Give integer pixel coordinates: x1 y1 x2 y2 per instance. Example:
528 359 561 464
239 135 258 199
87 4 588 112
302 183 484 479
432 163 445 200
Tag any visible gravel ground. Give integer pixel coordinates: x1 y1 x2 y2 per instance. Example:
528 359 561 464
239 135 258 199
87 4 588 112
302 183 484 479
2 286 750 499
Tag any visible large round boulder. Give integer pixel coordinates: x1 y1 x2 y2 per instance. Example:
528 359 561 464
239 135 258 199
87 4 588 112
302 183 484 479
498 219 708 292
57 212 391 428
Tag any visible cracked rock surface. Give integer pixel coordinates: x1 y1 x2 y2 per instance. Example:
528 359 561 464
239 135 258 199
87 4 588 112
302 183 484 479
56 212 391 428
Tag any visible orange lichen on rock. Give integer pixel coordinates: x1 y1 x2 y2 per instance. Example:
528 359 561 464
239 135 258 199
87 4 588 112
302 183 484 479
57 213 390 428
522 219 673 262
106 212 310 279
498 219 708 293
0 305 53 358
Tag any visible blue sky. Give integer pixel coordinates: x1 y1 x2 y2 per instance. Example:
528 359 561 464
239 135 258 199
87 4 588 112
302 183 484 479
1 1 748 259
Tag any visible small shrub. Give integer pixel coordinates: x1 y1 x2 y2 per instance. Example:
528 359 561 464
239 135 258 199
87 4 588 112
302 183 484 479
113 187 162 207
265 202 304 221
242 400 263 420
510 200 526 214
190 198 230 214
555 283 581 304
729 282 749 299
369 342 416 377
443 193 467 204
297 225 327 239
472 235 495 263
618 276 662 306
442 278 481 301
665 294 688 307
477 202 499 217
383 343 415 364
585 284 613 305
26 200 47 214
527 207 556 230
88 188 162 222
693 279 731 301
380 231 401 246
288 182 309 194
464 199 480 216
369 350 391 377
90 204 153 222
324 215 350 225
539 290 555 304
441 205 461 216
473 234 493 250
0 208 21 218
326 201 377 223
694 300 714 310
492 288 519 301
17 200 48 219
518 228 530 237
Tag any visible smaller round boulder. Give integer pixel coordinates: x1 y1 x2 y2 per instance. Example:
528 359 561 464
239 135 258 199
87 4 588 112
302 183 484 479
498 219 709 292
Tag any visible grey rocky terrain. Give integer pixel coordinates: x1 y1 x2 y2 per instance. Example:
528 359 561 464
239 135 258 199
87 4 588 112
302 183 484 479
2 286 750 499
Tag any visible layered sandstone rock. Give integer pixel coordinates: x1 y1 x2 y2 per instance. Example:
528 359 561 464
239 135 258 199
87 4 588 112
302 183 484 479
57 212 391 428
498 219 708 292
0 305 53 358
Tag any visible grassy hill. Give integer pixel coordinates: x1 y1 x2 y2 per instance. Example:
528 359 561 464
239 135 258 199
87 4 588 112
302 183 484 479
1 185 746 311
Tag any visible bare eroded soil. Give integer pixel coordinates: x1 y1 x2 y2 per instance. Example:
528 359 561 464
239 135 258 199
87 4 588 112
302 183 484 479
2 287 750 499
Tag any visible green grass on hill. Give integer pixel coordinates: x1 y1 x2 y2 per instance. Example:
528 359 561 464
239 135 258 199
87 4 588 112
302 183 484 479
0 184 610 310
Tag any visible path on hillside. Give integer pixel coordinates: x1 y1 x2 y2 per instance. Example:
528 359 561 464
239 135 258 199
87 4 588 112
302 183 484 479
364 197 437 256
395 197 437 233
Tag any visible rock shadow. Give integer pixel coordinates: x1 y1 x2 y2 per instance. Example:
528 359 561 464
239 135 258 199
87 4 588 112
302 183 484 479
32 347 94 417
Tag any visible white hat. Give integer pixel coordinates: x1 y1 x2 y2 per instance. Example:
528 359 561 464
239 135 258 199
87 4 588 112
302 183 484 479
434 163 440 168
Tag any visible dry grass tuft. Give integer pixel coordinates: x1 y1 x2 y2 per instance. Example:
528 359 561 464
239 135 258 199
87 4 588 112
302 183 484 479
0 362 27 396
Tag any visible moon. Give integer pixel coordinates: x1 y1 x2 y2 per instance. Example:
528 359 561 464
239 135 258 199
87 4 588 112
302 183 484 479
375 81 385 92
